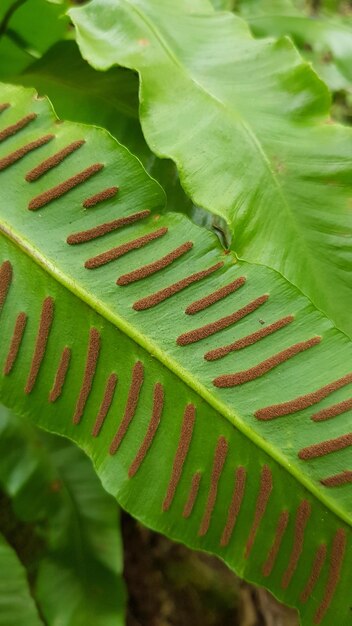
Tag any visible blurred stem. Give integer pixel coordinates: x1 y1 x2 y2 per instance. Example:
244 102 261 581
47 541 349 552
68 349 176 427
0 0 28 38
6 28 38 59
310 0 321 14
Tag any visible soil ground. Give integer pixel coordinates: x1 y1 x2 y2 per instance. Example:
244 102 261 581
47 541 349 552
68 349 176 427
122 512 299 626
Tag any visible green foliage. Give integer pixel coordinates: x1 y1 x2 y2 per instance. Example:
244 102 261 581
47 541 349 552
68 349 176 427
10 40 146 160
0 83 351 625
0 405 126 626
233 0 352 124
11 39 195 217
0 0 351 623
234 0 352 95
211 0 236 9
0 532 43 626
70 0 352 337
0 0 69 81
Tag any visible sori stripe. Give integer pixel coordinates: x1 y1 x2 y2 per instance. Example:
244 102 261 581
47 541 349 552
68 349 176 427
49 347 71 403
314 530 347 624
24 297 54 394
220 466 246 547
298 433 352 461
245 465 273 559
214 337 321 387
163 404 196 512
128 382 164 477
85 227 168 269
177 295 269 346
198 436 228 537
205 315 294 361
83 186 119 208
0 134 54 171
28 163 103 210
3 312 27 375
262 510 289 577
109 361 144 455
72 328 100 424
185 276 246 315
320 471 352 488
92 373 118 437
25 139 85 181
255 373 352 420
0 113 36 143
67 210 151 245
0 261 12 312
183 472 202 519
312 397 352 422
281 500 311 590
300 544 327 604
133 262 223 311
117 241 193 286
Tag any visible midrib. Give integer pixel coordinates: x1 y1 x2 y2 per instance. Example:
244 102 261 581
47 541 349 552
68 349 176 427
0 220 350 529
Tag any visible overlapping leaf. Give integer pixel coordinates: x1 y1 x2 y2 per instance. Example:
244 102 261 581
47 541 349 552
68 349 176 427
0 532 43 626
70 0 352 337
235 0 352 93
0 0 69 81
12 40 196 217
0 406 126 626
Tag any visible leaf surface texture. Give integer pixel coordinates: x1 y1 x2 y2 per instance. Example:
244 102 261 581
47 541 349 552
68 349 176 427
0 84 351 625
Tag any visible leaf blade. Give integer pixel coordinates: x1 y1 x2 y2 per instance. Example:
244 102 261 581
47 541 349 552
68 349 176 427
70 0 352 336
0 533 43 626
0 82 351 625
